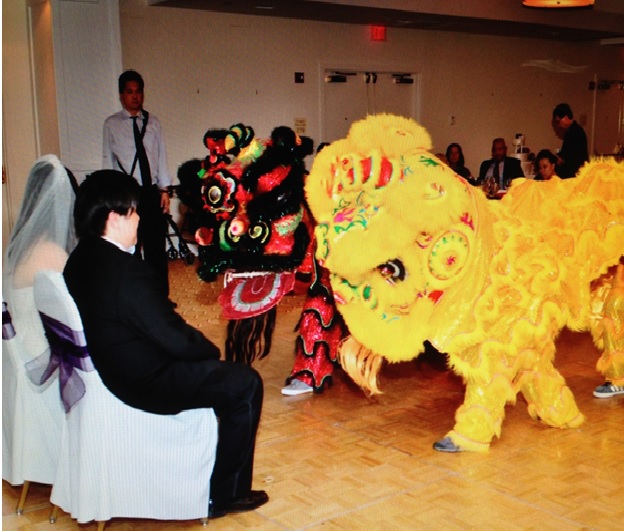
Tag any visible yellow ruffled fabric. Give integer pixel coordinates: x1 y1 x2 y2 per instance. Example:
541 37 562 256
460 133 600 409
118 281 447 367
306 113 624 451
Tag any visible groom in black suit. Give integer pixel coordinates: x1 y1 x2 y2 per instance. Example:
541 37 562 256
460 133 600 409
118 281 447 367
477 138 524 190
64 170 268 518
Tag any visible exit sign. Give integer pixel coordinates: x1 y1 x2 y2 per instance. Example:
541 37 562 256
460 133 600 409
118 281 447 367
370 25 386 42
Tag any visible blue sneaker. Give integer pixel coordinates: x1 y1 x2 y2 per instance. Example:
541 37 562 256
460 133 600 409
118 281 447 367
593 382 624 398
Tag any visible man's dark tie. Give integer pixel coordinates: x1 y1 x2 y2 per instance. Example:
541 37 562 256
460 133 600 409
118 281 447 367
132 115 151 187
493 161 501 189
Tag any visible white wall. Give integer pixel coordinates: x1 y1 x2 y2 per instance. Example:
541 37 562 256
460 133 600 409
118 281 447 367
50 0 122 177
4 1 623 254
2 0 40 250
119 2 623 180
2 0 122 255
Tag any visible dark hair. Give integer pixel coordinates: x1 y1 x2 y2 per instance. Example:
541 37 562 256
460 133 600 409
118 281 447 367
534 149 557 173
203 128 228 147
445 143 465 168
553 103 573 120
64 166 80 195
492 137 506 147
317 142 330 154
118 70 144 94
74 170 140 239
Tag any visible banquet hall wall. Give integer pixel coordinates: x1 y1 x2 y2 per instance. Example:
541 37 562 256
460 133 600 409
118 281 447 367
2 0 623 253
117 2 622 174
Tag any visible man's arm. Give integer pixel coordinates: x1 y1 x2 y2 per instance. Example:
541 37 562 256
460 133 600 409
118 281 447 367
151 117 172 189
477 160 488 184
558 125 588 178
151 117 172 213
160 190 171 214
510 157 524 178
102 118 114 170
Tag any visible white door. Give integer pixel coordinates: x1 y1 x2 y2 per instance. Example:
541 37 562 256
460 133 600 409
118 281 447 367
322 70 418 144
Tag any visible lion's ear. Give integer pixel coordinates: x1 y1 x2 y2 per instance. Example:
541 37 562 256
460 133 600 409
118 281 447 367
305 138 349 219
348 113 433 156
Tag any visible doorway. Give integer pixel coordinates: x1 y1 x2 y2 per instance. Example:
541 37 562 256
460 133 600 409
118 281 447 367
322 68 420 144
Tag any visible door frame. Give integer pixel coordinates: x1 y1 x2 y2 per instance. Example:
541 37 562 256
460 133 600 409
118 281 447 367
318 62 422 143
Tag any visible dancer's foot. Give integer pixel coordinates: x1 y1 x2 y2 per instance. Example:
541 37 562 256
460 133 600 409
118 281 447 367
281 379 313 396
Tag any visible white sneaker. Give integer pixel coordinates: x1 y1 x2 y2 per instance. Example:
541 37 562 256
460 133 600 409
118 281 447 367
281 379 313 396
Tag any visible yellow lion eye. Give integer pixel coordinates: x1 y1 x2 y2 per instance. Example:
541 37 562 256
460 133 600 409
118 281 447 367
376 259 406 284
378 265 393 278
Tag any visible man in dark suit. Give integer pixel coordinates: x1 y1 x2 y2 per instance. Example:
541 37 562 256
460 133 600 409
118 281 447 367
477 138 524 192
551 103 589 178
64 170 268 519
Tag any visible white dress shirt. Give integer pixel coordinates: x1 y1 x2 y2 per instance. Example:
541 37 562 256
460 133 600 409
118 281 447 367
102 108 172 190
487 160 505 179
487 160 507 189
102 236 135 255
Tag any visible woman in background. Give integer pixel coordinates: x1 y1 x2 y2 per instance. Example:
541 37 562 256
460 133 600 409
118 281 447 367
445 143 473 181
534 149 558 181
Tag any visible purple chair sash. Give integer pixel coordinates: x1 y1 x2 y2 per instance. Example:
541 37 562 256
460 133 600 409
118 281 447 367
2 301 16 340
26 312 94 413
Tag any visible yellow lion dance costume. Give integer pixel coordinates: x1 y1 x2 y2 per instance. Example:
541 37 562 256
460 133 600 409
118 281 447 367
306 114 624 452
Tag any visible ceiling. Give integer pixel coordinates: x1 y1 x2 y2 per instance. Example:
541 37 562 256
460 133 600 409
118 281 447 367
148 0 624 43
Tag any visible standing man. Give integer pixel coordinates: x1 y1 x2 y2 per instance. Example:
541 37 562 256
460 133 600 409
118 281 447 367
551 103 589 179
103 70 171 296
477 138 524 193
64 170 269 518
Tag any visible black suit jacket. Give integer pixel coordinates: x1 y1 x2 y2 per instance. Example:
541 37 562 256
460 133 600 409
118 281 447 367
558 121 589 178
64 236 220 414
477 156 524 186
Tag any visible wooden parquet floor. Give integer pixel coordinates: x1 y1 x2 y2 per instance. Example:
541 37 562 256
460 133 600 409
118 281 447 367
4 259 623 530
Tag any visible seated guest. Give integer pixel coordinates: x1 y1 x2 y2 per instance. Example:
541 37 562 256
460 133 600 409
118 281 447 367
445 143 473 181
534 149 558 181
478 138 524 194
63 170 268 519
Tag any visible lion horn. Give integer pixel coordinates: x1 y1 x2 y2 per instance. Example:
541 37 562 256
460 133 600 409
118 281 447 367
338 336 384 395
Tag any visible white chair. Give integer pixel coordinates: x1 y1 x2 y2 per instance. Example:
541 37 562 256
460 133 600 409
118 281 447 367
2 299 63 514
32 270 219 529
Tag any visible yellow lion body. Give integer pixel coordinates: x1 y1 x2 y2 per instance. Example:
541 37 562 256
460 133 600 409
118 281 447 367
306 114 624 451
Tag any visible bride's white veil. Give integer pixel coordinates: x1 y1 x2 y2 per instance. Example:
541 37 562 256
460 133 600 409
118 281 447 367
3 154 77 294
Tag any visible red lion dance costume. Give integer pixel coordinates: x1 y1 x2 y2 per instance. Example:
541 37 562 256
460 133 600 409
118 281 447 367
178 123 314 363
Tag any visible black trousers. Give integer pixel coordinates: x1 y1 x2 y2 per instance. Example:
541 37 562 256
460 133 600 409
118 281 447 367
112 359 264 505
149 360 264 505
200 362 264 505
136 186 169 296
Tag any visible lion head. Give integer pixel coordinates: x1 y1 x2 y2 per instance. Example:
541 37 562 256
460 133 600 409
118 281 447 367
306 114 497 364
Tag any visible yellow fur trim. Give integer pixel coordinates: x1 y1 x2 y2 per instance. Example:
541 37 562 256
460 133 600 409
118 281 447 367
306 114 624 450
